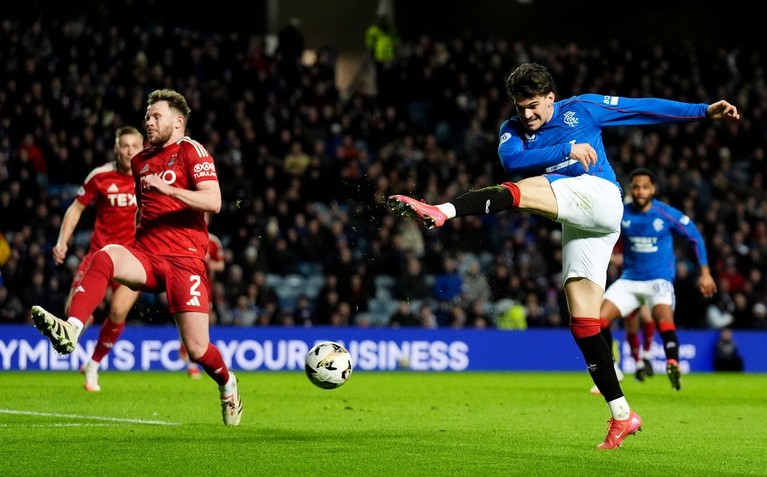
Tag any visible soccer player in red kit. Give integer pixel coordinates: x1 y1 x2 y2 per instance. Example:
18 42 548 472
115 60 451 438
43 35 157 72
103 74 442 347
32 89 242 426
52 126 144 392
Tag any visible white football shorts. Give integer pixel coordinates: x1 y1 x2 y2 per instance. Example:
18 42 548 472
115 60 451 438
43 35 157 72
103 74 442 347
550 175 623 290
603 278 676 316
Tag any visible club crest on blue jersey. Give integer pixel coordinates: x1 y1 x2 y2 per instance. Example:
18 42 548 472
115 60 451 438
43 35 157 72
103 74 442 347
564 111 578 127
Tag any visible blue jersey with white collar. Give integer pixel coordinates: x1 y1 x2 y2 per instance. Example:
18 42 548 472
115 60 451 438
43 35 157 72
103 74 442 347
497 94 709 190
620 200 709 282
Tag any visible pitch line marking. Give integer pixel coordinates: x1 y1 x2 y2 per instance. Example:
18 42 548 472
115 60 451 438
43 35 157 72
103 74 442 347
0 409 181 426
0 423 116 428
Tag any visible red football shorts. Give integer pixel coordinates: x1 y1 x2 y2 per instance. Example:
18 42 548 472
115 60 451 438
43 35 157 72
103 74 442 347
131 248 211 315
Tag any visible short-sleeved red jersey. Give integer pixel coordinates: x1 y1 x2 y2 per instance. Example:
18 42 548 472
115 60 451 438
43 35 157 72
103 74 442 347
75 162 137 252
207 233 224 267
131 137 218 261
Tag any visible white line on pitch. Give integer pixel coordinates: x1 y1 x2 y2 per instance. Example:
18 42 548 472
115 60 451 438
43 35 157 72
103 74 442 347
0 423 116 428
0 409 181 426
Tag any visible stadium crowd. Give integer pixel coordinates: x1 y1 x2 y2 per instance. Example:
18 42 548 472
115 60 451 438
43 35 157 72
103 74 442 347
1 12 766 331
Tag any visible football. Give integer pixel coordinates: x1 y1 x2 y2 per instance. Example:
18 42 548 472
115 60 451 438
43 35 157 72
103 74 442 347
304 341 353 389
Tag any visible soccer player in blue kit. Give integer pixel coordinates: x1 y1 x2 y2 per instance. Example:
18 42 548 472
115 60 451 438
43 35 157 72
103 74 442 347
599 167 717 391
387 62 739 449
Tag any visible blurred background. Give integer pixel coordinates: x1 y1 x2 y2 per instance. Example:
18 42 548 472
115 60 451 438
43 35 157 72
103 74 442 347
1 0 765 335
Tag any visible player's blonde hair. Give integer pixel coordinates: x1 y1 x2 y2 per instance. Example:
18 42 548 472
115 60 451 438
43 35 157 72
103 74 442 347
115 125 143 144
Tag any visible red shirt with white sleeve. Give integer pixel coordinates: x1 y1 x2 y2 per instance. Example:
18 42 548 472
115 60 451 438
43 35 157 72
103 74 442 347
76 162 137 252
131 137 218 261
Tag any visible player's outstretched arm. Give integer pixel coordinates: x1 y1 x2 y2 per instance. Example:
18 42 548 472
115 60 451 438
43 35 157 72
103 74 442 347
706 100 740 121
53 200 87 265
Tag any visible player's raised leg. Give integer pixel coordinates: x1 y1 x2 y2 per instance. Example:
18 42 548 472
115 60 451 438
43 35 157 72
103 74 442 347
33 245 145 355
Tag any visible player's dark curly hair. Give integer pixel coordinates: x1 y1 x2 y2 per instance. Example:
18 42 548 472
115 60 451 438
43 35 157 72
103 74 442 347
147 89 191 119
629 167 656 184
505 62 556 101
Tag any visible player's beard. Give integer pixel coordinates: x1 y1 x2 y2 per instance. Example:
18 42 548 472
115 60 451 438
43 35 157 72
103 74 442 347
632 196 651 209
148 125 173 147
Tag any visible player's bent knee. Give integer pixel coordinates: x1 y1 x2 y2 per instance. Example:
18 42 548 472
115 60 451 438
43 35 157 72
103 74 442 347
185 343 209 361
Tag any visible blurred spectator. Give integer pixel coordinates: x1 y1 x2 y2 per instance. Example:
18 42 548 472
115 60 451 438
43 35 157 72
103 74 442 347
394 254 431 302
315 281 340 326
753 302 767 330
232 294 259 327
292 295 314 327
487 261 514 302
395 219 426 258
713 327 744 371
344 272 371 315
211 281 233 325
283 141 312 178
417 303 439 329
224 264 248 305
433 256 463 304
265 235 299 275
674 261 708 328
249 273 280 319
707 290 735 329
446 304 468 329
717 256 746 293
496 300 527 330
389 299 420 328
0 284 25 323
276 17 306 86
15 133 47 183
330 301 353 327
460 258 491 306
731 292 754 329
364 14 399 105
18 269 47 311
523 292 548 328
467 301 494 329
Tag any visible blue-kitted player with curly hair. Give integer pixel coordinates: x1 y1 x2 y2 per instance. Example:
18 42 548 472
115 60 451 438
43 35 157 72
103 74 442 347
388 62 739 449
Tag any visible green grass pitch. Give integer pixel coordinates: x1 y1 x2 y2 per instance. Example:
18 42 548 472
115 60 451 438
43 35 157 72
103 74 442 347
1 371 764 476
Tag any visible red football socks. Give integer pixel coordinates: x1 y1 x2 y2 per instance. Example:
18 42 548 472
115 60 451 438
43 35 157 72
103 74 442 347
196 343 230 385
92 320 126 362
69 250 114 326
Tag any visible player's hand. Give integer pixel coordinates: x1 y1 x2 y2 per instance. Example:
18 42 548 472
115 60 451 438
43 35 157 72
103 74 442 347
141 174 167 194
698 273 717 298
52 243 67 265
706 100 740 121
569 143 598 171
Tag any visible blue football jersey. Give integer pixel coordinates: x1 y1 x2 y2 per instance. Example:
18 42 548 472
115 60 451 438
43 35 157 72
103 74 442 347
497 94 709 190
619 200 709 282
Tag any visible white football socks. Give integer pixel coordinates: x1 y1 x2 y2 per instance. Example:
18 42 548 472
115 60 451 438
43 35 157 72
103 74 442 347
608 397 631 420
436 203 456 218
67 318 84 339
219 371 237 397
